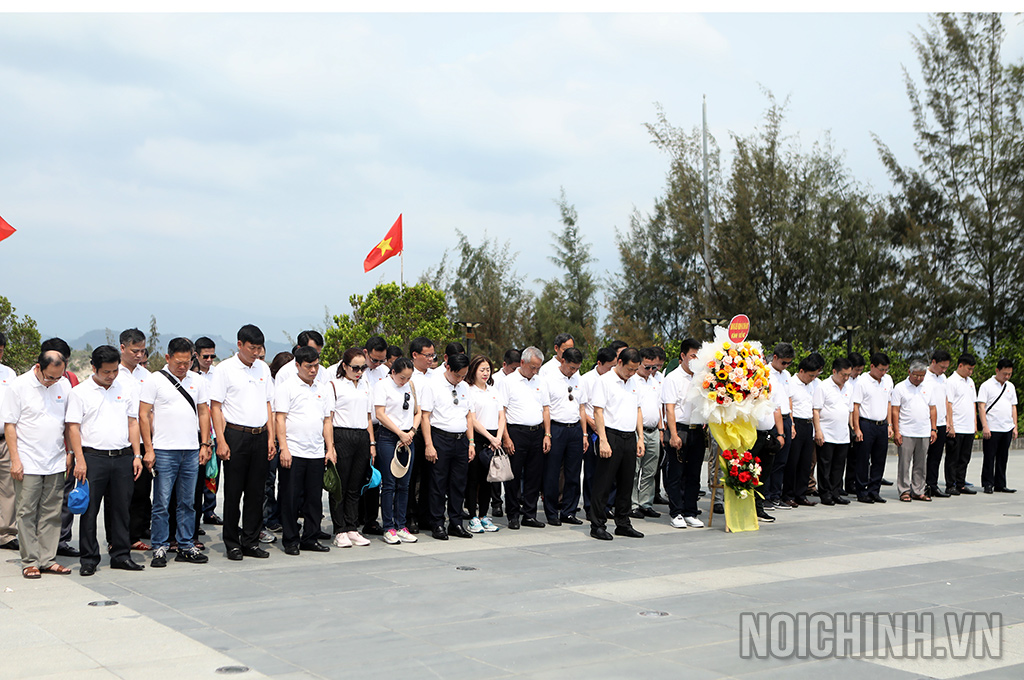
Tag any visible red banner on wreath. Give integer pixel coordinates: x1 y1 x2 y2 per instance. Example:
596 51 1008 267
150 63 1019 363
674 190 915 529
728 314 750 343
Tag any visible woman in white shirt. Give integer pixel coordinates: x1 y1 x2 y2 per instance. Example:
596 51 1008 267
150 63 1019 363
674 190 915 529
465 355 505 533
328 348 374 549
374 357 421 544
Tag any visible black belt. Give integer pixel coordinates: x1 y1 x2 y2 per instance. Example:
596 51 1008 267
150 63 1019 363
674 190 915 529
793 417 812 424
83 446 131 457
508 423 542 432
643 426 659 433
861 418 887 427
431 427 467 440
333 426 366 432
606 428 636 439
226 423 267 435
551 420 580 428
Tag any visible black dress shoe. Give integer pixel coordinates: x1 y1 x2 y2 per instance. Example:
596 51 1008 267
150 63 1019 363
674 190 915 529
930 487 950 498
834 497 851 505
0 538 19 550
857 496 874 504
654 494 669 505
614 526 644 538
284 545 300 556
562 516 584 525
507 517 520 530
56 544 80 558
491 504 503 518
870 493 887 503
996 487 1017 493
640 507 661 518
447 524 473 539
547 517 562 526
316 530 331 540
203 514 224 526
837 489 849 497
820 497 835 506
629 508 645 519
521 517 545 528
984 486 994 494
226 548 243 561
958 486 976 495
947 487 961 496
79 564 96 576
590 527 613 541
242 546 270 558
408 519 419 534
713 503 725 515
299 541 330 552
110 559 144 571
881 478 894 486
431 527 449 540
698 489 707 497
362 522 385 536
197 528 207 536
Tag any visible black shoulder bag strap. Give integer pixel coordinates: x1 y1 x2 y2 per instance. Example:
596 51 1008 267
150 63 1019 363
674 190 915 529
159 369 197 415
986 383 1008 414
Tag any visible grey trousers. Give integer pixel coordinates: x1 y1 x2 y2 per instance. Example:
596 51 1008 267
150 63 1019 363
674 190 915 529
0 439 18 546
14 472 64 569
897 436 929 496
632 429 661 509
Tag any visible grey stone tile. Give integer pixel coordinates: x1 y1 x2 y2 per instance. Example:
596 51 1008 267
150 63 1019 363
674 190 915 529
732 657 927 679
460 633 634 674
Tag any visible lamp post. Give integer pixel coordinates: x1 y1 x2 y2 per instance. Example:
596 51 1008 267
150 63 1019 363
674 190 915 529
954 327 977 355
702 317 729 340
455 321 482 356
835 325 862 355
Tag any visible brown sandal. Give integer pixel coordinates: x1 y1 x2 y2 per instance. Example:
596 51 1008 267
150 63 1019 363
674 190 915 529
900 492 912 502
22 566 41 579
42 563 71 575
912 494 932 501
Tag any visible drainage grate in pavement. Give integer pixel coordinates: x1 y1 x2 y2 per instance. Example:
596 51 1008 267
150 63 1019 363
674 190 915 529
638 610 669 618
87 600 118 607
215 666 250 674
456 566 478 571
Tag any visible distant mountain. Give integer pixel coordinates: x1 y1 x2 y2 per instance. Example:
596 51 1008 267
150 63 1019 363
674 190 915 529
66 330 291 358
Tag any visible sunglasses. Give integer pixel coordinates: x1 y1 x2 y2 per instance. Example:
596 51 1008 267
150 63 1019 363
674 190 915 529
348 364 367 373
451 388 460 405
200 354 216 361
642 364 658 371
567 385 574 401
403 392 411 410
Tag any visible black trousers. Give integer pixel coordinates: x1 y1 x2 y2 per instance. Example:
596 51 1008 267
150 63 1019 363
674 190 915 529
925 427 948 489
280 456 325 548
504 425 544 521
429 428 469 529
945 432 974 490
856 421 889 497
768 414 793 502
60 455 76 546
816 441 849 503
331 427 370 534
591 429 637 530
406 429 429 526
222 427 269 552
844 432 859 494
128 467 153 542
982 430 1013 489
784 419 814 501
357 424 382 530
80 451 134 568
465 429 497 518
751 429 776 514
664 426 706 518
543 422 584 521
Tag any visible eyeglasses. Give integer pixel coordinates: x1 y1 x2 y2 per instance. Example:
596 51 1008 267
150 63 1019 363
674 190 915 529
451 388 460 405
567 385 574 401
422 353 437 361
348 365 367 373
642 364 658 371
403 392 411 410
40 373 61 383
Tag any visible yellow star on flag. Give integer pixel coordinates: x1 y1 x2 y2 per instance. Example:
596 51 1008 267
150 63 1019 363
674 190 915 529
376 237 393 256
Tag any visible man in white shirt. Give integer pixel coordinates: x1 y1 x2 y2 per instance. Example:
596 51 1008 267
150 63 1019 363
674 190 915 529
0 332 18 551
944 353 978 495
194 336 223 526
540 347 585 526
812 357 853 506
498 346 550 529
923 350 953 498
784 354 822 507
580 347 617 523
275 345 335 554
539 333 575 379
358 335 390 537
420 353 476 540
115 328 154 551
589 348 645 541
842 352 866 497
209 324 276 560
852 352 895 503
766 343 796 509
141 338 212 568
67 345 145 575
490 349 522 390
2 351 70 578
662 339 706 528
977 358 1018 494
891 360 938 502
405 337 436 534
631 348 664 519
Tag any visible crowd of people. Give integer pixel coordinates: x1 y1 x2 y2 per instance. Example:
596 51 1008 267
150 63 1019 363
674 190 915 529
0 326 1017 578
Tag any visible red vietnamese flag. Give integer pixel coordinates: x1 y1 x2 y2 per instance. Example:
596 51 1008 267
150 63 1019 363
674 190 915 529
0 214 15 243
363 214 403 273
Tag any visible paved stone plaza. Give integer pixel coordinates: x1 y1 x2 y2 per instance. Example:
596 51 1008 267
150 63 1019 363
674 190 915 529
3 452 1024 680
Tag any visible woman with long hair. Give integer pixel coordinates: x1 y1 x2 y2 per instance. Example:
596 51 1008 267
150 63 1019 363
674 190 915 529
465 355 503 533
374 356 420 544
327 348 374 548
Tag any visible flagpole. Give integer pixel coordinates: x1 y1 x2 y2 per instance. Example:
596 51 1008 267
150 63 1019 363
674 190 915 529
400 250 404 288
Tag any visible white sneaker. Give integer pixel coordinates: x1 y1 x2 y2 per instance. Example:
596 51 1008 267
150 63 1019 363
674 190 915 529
332 532 352 548
670 514 688 529
347 531 371 547
480 517 499 532
468 517 484 533
684 515 705 528
396 528 417 543
382 529 400 545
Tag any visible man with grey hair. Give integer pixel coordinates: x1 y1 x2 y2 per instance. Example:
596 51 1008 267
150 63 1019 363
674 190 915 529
891 360 938 502
498 346 550 529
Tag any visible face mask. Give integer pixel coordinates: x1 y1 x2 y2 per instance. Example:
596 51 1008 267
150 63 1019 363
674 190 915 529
688 359 698 372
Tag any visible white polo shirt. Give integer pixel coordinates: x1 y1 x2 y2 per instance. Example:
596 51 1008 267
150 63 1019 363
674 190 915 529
542 370 581 425
891 378 936 438
1 371 69 475
273 375 330 458
591 369 641 433
470 384 505 431
420 371 472 434
328 376 371 429
209 355 273 428
769 365 792 416
539 357 561 378
0 364 15 406
661 367 695 425
140 370 206 450
790 375 818 420
274 359 329 387
116 363 151 403
410 367 434 393
579 367 607 421
363 364 389 424
853 372 894 422
977 377 1018 433
374 376 415 432
946 372 977 434
195 367 216 406
66 376 137 451
637 372 663 429
491 368 515 389
498 369 548 427
922 369 949 427
813 376 849 444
